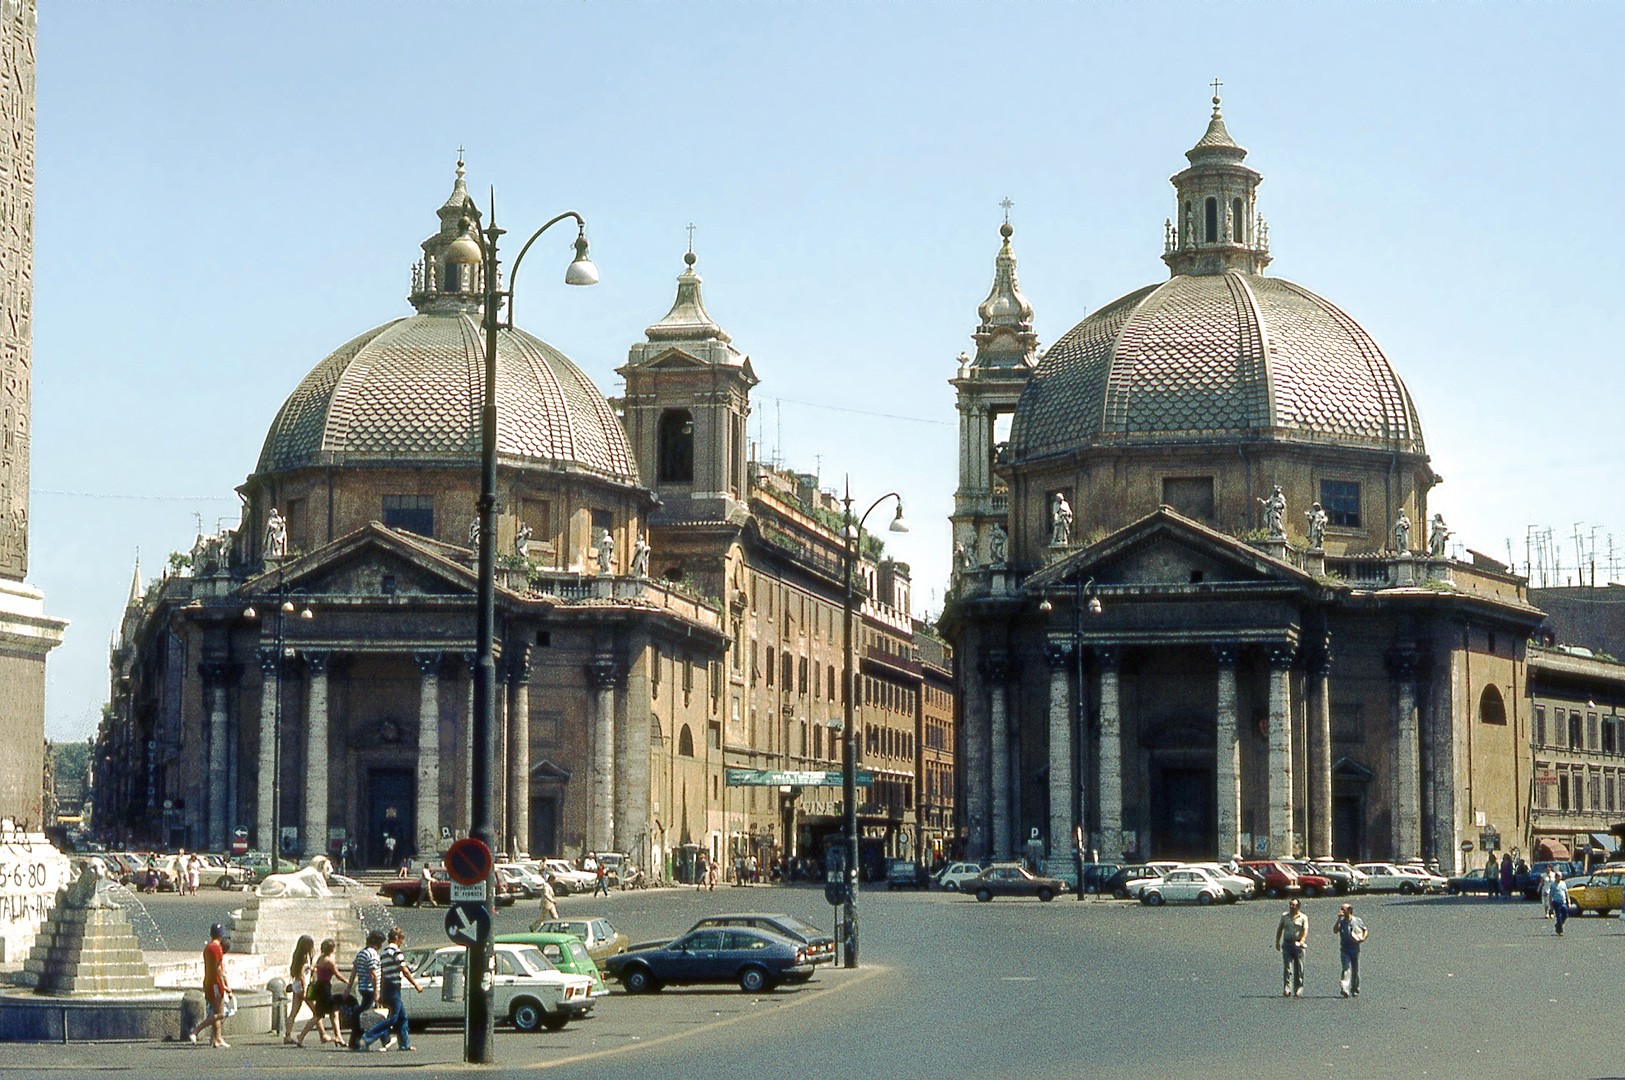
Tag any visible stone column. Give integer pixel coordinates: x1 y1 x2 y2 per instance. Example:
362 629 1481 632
1045 643 1073 860
961 640 989 860
506 647 531 860
983 654 1012 861
586 657 619 853
1213 645 1241 860
256 649 279 854
1097 648 1122 859
303 652 330 859
1267 646 1295 858
201 661 231 853
1389 649 1421 861
414 653 441 858
620 641 653 860
1308 643 1333 859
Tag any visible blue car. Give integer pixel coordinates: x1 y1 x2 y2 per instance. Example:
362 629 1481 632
605 926 816 994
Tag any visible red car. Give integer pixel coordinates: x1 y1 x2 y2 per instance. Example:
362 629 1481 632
379 868 519 907
1239 860 1333 899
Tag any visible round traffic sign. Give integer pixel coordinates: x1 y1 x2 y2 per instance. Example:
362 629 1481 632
445 838 493 886
444 901 491 946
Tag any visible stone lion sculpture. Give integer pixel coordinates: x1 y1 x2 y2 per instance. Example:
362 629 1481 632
63 857 118 909
256 855 334 898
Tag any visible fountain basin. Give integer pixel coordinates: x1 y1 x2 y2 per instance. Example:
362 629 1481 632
0 986 271 1041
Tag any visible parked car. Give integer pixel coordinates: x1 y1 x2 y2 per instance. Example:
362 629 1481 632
1179 863 1255 900
529 917 629 968
886 859 929 890
1079 862 1123 895
230 851 299 884
497 863 549 899
203 854 255 890
1568 869 1625 916
493 932 607 995
584 852 633 886
1446 867 1498 894
1354 862 1442 894
542 859 597 895
1141 866 1235 906
968 865 1065 902
403 943 593 1031
686 913 836 967
605 926 816 993
1395 864 1447 893
1102 864 1165 900
1278 861 1336 897
380 867 520 907
935 862 984 891
1309 860 1369 893
1239 861 1306 898
1516 861 1584 900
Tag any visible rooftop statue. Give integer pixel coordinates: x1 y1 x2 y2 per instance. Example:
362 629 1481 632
988 522 1008 564
632 533 651 579
514 520 532 558
1428 514 1451 558
596 530 615 576
264 507 288 558
1393 509 1412 553
1258 486 1286 539
1050 494 1073 547
1304 502 1328 551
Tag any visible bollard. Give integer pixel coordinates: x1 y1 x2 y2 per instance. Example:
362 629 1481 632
267 976 287 1035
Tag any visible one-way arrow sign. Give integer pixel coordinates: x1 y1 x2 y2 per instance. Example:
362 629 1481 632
444 900 491 946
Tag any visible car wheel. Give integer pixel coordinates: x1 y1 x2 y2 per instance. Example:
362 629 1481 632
944 880 958 891
1145 892 1164 907
1113 887 1129 900
976 888 993 903
217 875 232 891
1037 888 1055 903
1198 892 1214 906
738 965 770 993
1447 885 1459 895
391 891 410 907
510 998 544 1033
1304 886 1320 899
623 967 656 994
1398 881 1416 895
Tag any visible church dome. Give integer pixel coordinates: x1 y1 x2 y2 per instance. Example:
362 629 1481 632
255 312 637 484
255 160 637 486
1010 98 1424 465
1009 271 1425 461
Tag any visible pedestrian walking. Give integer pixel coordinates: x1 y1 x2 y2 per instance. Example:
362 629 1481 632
415 862 436 908
1540 866 1556 918
1275 897 1309 997
185 854 201 897
360 928 422 1051
190 923 232 1047
1551 872 1571 936
695 854 707 892
282 935 315 1044
296 938 346 1046
1332 903 1367 997
1500 853 1514 899
348 929 385 1049
1485 854 1500 898
385 834 399 873
706 857 717 891
540 873 559 920
592 863 609 897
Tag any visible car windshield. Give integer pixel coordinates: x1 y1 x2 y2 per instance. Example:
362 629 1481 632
773 915 822 937
541 922 589 938
511 946 552 974
567 941 595 970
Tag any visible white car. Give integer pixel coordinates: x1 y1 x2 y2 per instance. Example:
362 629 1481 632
1179 863 1255 900
1120 870 1164 899
1355 862 1441 894
1140 867 1234 906
1395 863 1447 892
542 859 597 895
937 862 985 891
404 943 594 1032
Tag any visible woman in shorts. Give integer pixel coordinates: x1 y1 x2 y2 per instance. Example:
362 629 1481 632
296 938 346 1046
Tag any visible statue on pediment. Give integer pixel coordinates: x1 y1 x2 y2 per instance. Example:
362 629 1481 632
264 507 288 558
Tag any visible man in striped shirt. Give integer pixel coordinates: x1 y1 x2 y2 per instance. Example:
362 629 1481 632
347 929 385 1050
361 927 422 1051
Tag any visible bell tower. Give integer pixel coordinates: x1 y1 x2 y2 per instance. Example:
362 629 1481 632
1162 90 1271 278
950 216 1037 575
619 250 758 526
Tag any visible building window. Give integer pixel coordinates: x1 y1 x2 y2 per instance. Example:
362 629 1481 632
1478 685 1507 725
765 647 774 688
1535 706 1545 747
1232 197 1245 243
782 652 794 690
813 724 822 759
829 665 837 701
1320 481 1361 528
657 409 695 483
1161 477 1215 522
750 642 759 687
708 720 721 749
1589 713 1600 751
652 649 661 699
1559 773 1570 810
520 498 551 548
1570 711 1583 749
798 657 808 697
1204 197 1218 243
1607 719 1620 756
382 494 434 537
678 725 695 757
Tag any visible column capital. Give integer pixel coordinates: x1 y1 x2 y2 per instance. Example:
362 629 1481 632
506 645 533 684
1267 644 1296 670
258 648 281 677
1385 647 1419 679
585 658 622 690
199 658 234 685
1306 644 1333 676
1211 643 1240 667
979 652 1013 683
1043 641 1074 669
413 651 443 677
304 650 331 676
1093 645 1120 670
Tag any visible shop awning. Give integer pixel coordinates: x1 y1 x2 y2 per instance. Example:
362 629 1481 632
1536 837 1572 860
1591 832 1620 855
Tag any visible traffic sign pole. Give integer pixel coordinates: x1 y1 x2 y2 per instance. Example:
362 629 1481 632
446 837 494 1062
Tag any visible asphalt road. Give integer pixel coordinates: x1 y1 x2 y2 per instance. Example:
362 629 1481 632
7 883 1625 1080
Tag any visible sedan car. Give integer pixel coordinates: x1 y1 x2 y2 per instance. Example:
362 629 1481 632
1239 861 1304 898
497 863 549 899
529 917 629 968
493 932 607 995
1140 867 1235 906
606 926 816 993
968 865 1065 902
542 859 598 895
1102 864 1165 900
404 944 593 1031
687 913 836 967
1395 864 1448 893
1278 861 1336 897
1180 863 1255 900
1354 862 1441 894
1309 861 1369 894
936 862 985 891
380 868 520 907
1568 869 1625 916
1446 867 1498 895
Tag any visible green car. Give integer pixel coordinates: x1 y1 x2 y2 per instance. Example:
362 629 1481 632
494 932 607 996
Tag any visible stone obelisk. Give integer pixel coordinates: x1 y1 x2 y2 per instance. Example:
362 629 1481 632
0 0 65 828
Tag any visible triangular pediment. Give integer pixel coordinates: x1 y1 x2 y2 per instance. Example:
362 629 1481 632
242 522 489 600
645 348 708 369
1027 507 1319 593
531 759 572 783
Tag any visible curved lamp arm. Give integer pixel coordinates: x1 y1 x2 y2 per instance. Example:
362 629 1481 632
456 198 589 329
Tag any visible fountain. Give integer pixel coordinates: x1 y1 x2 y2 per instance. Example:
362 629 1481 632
0 859 269 1041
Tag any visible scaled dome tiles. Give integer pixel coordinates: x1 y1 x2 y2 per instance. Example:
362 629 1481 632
256 311 636 483
1010 272 1425 461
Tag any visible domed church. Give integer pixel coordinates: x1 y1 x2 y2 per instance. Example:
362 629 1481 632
101 164 728 867
944 98 1544 870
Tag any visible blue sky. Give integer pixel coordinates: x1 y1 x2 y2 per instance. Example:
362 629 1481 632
31 2 1624 740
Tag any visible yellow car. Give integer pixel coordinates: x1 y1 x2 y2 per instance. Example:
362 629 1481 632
1567 870 1625 916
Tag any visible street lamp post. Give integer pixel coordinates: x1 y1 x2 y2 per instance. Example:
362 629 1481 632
244 576 312 873
444 194 596 1064
840 478 907 969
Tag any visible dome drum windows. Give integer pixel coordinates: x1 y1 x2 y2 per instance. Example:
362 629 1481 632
1320 480 1362 529
1204 198 1218 243
382 494 434 538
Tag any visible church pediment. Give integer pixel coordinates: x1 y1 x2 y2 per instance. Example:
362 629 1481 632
243 521 482 600
1027 506 1318 593
644 348 708 369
